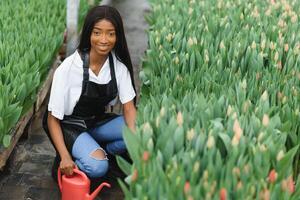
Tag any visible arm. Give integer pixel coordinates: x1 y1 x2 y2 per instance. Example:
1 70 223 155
123 100 136 132
47 112 75 175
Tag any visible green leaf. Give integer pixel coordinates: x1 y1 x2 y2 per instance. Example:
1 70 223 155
173 126 184 152
117 178 132 198
218 133 231 155
5 103 22 131
116 155 131 176
3 134 11 148
123 127 140 163
277 145 299 179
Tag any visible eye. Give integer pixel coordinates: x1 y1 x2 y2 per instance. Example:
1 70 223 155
93 31 100 36
109 32 116 37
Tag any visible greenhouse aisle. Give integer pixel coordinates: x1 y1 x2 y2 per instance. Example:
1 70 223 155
0 0 149 199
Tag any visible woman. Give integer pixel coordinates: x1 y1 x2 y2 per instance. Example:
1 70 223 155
43 5 136 179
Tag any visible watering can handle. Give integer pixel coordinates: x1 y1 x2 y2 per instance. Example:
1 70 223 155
73 168 90 182
57 165 79 191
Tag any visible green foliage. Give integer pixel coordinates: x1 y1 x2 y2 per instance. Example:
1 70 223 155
0 0 100 147
121 0 300 199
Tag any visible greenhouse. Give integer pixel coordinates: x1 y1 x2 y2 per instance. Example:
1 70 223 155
0 0 299 199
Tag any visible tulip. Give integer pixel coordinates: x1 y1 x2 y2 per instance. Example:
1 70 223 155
184 181 190 194
268 169 277 183
219 188 227 200
142 151 150 162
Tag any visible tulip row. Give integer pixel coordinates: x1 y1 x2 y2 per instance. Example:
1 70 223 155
118 0 300 199
0 0 99 147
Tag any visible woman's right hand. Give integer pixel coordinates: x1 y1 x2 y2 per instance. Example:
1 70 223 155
60 156 76 176
47 113 77 176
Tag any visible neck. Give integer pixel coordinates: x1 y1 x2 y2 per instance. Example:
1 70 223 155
89 49 109 70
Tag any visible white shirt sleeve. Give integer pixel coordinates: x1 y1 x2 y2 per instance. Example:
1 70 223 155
48 67 66 120
117 63 136 104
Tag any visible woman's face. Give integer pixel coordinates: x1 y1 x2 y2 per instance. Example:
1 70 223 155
90 19 117 56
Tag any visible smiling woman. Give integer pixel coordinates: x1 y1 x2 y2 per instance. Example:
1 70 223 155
90 20 117 75
42 5 137 180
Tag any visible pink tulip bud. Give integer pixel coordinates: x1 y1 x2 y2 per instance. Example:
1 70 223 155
219 188 227 200
184 182 190 194
268 169 277 183
287 176 295 194
132 169 138 182
142 151 150 162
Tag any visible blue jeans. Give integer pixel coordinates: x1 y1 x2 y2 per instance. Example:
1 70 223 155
71 116 126 178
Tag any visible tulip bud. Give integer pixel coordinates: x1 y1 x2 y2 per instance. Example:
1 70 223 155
233 119 243 139
206 135 215 149
193 161 200 173
261 39 266 50
147 138 154 151
184 181 190 194
166 33 172 42
143 122 153 134
276 150 284 161
219 188 227 200
160 107 166 117
274 51 279 61
268 169 277 183
277 91 283 100
227 105 233 116
284 44 289 52
232 167 241 177
203 170 209 180
131 169 138 182
177 111 183 126
251 41 257 49
261 90 268 101
287 176 295 194
262 114 270 127
142 151 150 162
277 61 282 70
156 116 160 127
236 181 243 190
220 41 225 49
259 189 270 200
231 135 239 146
187 128 195 141
188 37 194 47
270 42 276 50
174 56 180 65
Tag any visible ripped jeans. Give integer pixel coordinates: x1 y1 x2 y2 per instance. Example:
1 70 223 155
71 116 126 178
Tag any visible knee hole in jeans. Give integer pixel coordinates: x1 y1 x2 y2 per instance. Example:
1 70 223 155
89 148 107 160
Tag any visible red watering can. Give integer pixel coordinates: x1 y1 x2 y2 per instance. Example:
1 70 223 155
58 166 111 200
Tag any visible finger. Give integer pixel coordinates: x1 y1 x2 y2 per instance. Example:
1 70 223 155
60 168 65 175
65 166 73 176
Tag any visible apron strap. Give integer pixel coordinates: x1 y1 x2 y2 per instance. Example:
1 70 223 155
82 52 90 95
108 52 117 90
108 52 118 113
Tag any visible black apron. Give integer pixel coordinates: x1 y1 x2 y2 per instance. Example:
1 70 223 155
43 52 119 152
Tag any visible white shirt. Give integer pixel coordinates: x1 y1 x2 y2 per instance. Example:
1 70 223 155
48 50 136 120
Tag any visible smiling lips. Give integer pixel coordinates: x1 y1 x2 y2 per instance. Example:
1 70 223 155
97 45 110 51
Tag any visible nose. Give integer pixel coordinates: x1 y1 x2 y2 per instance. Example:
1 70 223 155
99 34 108 43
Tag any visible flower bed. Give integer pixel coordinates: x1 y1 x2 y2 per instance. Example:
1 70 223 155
118 0 300 199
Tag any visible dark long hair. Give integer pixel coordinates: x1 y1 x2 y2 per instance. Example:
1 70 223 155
78 5 136 104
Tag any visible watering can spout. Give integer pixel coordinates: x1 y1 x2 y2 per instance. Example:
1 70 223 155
86 182 111 200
